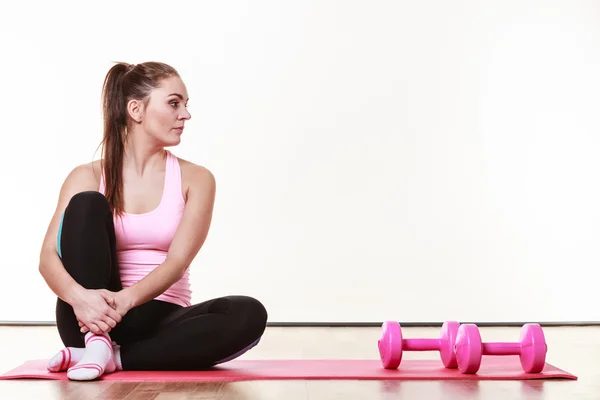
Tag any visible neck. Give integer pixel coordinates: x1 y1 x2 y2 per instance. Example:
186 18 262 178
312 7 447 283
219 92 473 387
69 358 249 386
123 130 167 177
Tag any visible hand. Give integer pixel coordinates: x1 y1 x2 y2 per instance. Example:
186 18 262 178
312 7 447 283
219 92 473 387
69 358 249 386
71 288 123 335
98 289 135 317
78 289 135 334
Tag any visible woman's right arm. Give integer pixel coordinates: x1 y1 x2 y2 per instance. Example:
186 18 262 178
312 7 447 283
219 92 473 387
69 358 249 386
38 164 121 333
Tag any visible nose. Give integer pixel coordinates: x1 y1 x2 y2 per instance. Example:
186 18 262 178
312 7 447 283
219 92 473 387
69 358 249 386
181 108 192 120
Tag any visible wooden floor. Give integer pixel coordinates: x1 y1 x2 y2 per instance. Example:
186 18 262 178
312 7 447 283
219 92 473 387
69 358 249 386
0 325 596 399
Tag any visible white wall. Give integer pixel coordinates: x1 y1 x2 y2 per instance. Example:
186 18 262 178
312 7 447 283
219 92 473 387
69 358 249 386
0 0 599 324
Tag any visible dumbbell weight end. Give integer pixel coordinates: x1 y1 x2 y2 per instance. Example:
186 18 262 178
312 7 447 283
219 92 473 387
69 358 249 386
517 323 547 373
378 321 403 369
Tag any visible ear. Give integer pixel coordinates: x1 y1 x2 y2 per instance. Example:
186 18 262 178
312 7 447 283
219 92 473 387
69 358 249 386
126 99 144 123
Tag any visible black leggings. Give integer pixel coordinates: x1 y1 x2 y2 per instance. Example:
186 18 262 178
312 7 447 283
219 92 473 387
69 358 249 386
55 191 267 370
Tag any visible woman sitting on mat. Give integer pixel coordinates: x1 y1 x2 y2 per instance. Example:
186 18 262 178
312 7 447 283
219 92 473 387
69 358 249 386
38 61 267 381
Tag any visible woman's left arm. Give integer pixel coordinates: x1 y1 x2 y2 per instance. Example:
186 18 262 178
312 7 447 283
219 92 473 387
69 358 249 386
117 165 216 313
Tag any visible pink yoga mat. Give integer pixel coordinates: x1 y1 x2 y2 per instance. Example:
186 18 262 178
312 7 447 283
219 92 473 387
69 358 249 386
0 357 577 381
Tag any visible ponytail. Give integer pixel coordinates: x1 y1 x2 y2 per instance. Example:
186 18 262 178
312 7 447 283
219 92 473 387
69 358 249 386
101 63 129 217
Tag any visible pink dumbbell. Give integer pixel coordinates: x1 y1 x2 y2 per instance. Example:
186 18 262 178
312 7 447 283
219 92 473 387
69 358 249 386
378 320 460 369
454 323 547 374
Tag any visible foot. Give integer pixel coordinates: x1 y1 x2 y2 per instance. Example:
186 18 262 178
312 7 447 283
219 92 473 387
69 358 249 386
67 333 116 381
47 347 85 372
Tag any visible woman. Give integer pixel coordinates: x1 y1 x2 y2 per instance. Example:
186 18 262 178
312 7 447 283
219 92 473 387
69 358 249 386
38 61 267 381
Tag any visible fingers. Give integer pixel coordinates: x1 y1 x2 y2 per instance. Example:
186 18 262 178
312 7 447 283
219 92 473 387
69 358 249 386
89 323 103 335
95 320 111 333
99 291 116 308
106 306 123 323
82 318 112 335
98 291 116 307
99 305 121 331
78 320 90 333
103 316 117 329
74 291 124 336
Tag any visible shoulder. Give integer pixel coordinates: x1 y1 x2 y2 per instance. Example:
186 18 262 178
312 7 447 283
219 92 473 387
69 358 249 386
63 160 102 192
176 156 216 201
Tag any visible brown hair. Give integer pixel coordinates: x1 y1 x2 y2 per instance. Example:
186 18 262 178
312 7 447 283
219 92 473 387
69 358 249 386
100 61 179 216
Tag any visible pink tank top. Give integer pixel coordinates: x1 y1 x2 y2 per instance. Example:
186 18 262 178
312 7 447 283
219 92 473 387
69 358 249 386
99 150 192 307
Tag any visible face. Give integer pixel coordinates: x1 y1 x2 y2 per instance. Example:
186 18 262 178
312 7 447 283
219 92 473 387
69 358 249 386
129 75 192 147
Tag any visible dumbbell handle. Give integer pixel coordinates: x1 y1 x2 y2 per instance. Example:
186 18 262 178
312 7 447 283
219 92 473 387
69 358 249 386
482 342 521 355
403 338 441 351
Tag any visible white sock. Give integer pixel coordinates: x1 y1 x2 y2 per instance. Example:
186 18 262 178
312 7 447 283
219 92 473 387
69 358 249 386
67 333 116 381
47 347 85 372
113 344 123 371
48 343 122 373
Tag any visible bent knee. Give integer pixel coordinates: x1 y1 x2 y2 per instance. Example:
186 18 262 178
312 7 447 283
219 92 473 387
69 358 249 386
247 296 268 328
243 297 267 341
67 191 109 214
230 295 268 337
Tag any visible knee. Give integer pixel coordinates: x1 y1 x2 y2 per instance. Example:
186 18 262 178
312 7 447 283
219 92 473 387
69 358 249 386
233 296 268 337
248 296 268 327
66 191 110 216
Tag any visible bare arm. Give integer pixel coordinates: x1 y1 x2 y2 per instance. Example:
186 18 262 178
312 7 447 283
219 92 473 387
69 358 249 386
39 164 122 332
38 165 97 302
122 166 216 309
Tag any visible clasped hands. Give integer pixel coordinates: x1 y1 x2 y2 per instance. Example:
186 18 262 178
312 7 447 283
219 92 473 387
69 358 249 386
72 288 135 335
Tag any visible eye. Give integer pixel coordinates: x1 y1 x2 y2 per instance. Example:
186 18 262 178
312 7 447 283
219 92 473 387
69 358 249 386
170 101 179 108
